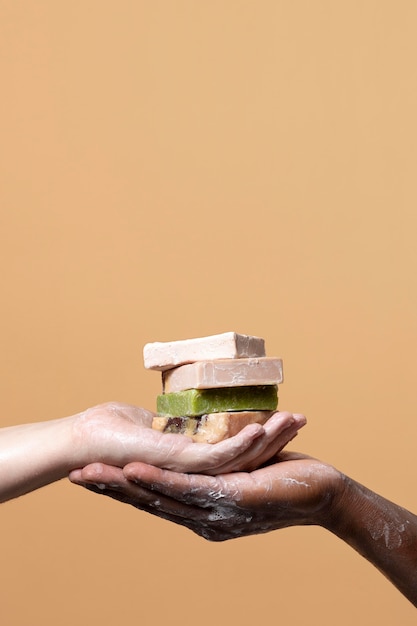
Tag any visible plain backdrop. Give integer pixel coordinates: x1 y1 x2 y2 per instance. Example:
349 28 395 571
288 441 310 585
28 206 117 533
1 2 416 624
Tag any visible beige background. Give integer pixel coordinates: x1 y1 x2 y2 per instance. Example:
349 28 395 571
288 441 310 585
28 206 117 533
1 1 416 624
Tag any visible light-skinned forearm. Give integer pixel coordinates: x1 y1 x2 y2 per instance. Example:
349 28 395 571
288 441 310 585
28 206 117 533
0 416 81 503
325 476 417 606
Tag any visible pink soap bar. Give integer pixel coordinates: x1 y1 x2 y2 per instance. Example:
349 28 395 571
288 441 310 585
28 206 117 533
162 357 283 393
143 332 266 371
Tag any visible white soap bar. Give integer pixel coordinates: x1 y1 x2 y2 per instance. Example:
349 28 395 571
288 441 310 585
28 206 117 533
162 357 283 393
143 332 266 371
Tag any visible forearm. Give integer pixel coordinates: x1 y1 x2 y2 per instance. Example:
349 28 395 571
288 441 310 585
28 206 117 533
0 416 82 502
325 476 417 606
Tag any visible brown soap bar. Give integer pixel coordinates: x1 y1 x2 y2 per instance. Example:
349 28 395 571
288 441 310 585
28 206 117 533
152 411 273 444
163 357 283 393
143 332 265 371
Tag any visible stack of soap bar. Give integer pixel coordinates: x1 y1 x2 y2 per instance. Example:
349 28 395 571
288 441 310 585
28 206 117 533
143 332 283 444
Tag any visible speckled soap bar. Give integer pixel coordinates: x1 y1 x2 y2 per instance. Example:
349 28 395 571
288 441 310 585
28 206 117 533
152 411 273 443
156 385 278 417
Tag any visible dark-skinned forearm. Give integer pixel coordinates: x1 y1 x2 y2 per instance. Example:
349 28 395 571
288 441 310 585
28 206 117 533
324 476 417 606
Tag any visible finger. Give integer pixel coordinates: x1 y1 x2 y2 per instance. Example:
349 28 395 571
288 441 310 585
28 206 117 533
240 413 306 472
263 412 306 439
231 412 306 472
168 422 265 472
69 463 125 488
73 463 214 523
123 462 226 507
69 468 83 483
274 450 314 463
69 463 137 504
238 428 299 473
77 478 198 522
74 479 229 540
205 412 305 474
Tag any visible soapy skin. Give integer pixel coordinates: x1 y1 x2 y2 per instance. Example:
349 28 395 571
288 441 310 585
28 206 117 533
0 403 305 502
70 450 417 607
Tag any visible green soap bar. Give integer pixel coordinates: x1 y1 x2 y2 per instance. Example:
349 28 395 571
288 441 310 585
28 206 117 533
157 385 278 417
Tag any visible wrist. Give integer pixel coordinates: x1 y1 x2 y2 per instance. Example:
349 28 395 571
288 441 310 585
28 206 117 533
65 410 97 470
30 414 83 478
312 469 351 531
320 473 364 537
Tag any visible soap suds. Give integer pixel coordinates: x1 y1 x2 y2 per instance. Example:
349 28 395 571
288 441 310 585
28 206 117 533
207 488 226 500
365 492 412 550
369 518 407 550
207 507 236 522
282 477 310 488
